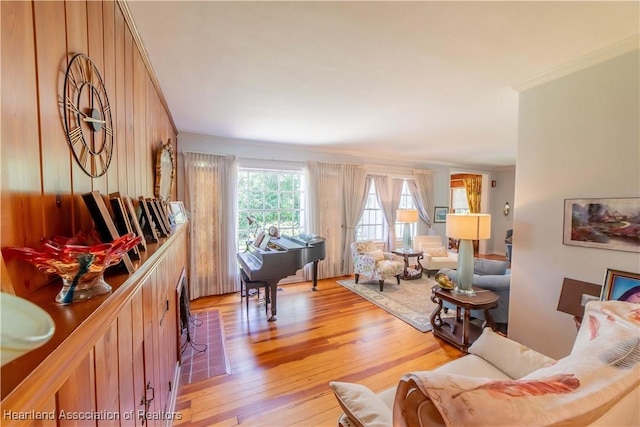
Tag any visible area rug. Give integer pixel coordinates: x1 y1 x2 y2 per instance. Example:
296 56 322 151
337 277 439 332
179 309 230 385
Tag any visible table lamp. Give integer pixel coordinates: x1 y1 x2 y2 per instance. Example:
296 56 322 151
397 209 419 249
446 213 491 295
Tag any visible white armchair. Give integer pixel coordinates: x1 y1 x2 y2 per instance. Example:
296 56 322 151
413 235 457 277
351 241 404 291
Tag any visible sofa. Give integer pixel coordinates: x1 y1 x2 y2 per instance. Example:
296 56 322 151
330 300 640 427
438 258 510 325
412 235 457 277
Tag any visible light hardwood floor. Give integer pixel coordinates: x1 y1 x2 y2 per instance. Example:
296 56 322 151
175 276 463 427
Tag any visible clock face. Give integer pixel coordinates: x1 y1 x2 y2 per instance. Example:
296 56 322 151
62 53 113 177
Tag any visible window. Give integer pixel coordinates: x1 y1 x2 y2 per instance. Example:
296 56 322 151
356 181 384 241
451 188 469 214
356 179 416 242
237 168 305 248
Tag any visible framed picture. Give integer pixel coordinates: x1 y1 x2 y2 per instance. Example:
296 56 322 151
254 231 266 248
601 269 640 302
109 194 140 259
434 206 448 223
563 198 640 253
138 196 159 243
82 191 135 273
123 196 147 251
146 198 169 237
169 201 188 224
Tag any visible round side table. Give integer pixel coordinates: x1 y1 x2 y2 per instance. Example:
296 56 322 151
391 248 424 280
430 286 499 352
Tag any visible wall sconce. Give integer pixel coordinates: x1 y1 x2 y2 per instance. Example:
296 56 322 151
503 202 510 216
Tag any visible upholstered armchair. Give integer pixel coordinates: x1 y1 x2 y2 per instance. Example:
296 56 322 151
350 241 404 291
412 235 458 277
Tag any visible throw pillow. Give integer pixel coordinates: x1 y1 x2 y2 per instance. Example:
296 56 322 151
473 259 509 275
365 250 385 261
329 381 392 427
422 246 448 257
468 327 555 379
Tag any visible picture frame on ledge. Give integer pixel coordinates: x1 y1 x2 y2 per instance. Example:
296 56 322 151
108 193 140 260
82 191 135 273
601 269 640 302
138 196 160 243
169 201 188 224
123 196 147 251
146 198 169 237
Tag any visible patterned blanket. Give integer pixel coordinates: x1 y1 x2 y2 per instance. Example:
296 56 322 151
394 301 640 426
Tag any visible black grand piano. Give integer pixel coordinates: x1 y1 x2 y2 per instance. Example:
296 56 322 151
237 234 326 321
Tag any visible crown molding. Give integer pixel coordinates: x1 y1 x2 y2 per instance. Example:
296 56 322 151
117 0 177 135
513 34 639 92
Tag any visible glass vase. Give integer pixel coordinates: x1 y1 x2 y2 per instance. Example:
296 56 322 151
4 232 141 305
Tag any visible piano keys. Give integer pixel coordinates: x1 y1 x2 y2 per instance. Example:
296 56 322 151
237 234 326 321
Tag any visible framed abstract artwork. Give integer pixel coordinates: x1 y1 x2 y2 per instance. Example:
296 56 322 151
563 197 640 253
601 269 640 302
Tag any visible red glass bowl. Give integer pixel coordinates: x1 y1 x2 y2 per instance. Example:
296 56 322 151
4 233 141 304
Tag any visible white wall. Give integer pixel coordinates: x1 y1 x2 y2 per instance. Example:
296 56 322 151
509 50 640 358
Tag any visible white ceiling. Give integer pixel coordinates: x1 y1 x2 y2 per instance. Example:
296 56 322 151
127 1 639 168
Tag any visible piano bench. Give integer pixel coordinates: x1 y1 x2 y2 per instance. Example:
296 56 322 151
239 268 270 317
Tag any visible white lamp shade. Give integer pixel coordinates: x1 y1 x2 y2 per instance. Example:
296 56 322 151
397 209 419 223
446 214 491 240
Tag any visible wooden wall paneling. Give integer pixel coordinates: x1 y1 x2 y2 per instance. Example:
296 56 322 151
147 80 156 200
33 1 74 240
131 290 146 427
57 352 97 427
30 395 57 427
113 6 128 195
102 1 119 196
1 0 47 297
87 0 107 197
156 261 169 413
141 275 158 426
133 49 146 198
65 0 94 235
94 322 121 427
124 29 135 198
116 300 135 426
151 266 165 420
113 7 127 196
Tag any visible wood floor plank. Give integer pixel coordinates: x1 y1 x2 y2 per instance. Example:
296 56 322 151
175 276 463 426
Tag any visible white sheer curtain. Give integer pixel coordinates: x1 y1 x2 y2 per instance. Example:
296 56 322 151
342 166 369 274
371 175 403 251
305 162 347 279
410 169 435 231
183 152 239 299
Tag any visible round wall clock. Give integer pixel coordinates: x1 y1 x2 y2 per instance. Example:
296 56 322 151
62 53 113 177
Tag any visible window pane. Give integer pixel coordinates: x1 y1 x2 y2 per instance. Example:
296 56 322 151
238 169 304 249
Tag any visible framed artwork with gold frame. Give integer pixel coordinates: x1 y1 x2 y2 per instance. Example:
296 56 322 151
601 269 640 302
155 139 175 201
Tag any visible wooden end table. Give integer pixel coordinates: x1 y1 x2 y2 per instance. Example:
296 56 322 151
391 248 424 280
430 286 499 352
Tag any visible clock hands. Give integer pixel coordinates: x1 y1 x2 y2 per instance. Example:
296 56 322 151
83 117 106 124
